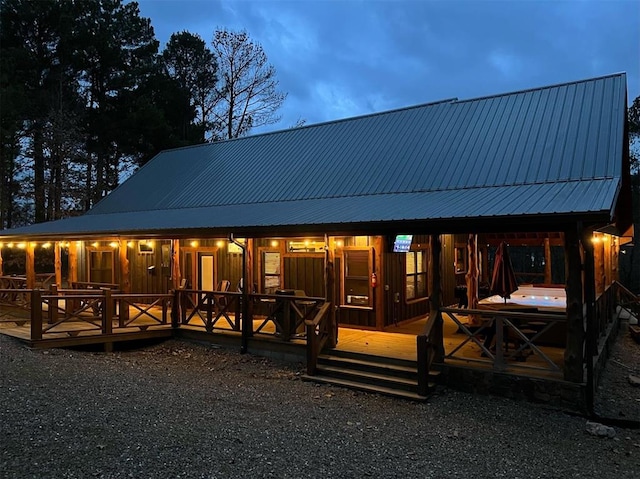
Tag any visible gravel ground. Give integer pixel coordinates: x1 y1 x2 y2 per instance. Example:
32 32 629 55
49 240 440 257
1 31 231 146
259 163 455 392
1 327 639 479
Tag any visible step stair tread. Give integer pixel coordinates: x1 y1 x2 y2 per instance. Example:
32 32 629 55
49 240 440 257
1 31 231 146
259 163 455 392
318 354 417 374
317 364 417 387
302 374 430 401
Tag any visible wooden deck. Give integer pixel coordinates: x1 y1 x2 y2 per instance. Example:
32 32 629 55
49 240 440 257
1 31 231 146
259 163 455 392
0 305 565 380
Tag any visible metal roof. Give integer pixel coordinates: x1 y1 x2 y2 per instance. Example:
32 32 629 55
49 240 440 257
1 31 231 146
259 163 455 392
2 73 629 238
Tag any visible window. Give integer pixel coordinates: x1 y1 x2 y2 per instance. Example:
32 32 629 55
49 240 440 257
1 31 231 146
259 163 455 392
342 249 372 307
262 251 281 293
406 251 427 300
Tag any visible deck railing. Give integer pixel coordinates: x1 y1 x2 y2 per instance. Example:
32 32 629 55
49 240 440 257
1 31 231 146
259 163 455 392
178 289 242 332
250 292 325 340
416 309 439 396
440 307 566 373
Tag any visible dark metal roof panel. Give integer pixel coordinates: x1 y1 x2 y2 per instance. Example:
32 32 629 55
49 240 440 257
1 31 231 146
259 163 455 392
3 179 620 239
85 73 626 221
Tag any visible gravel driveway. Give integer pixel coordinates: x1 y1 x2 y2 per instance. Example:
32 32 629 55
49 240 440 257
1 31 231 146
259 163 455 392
1 324 639 479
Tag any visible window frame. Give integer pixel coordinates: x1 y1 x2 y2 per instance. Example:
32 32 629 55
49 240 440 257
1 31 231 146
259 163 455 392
405 249 428 303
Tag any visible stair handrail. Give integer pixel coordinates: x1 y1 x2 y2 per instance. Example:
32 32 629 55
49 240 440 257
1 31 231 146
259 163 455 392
416 308 439 396
305 302 332 375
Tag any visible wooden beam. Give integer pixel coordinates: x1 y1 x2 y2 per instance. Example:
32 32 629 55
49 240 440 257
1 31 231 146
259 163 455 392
544 238 552 284
54 242 62 287
563 225 585 383
171 239 181 290
374 235 384 330
325 235 337 348
465 234 479 324
119 239 130 293
428 234 444 362
25 242 36 289
68 241 78 285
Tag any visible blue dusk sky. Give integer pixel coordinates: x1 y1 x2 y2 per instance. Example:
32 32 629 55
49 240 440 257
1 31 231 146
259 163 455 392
134 0 640 134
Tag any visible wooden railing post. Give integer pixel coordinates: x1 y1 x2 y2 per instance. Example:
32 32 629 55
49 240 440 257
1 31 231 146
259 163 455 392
30 289 42 341
171 289 180 328
161 296 168 324
102 289 113 334
48 284 58 325
306 321 317 375
417 334 430 396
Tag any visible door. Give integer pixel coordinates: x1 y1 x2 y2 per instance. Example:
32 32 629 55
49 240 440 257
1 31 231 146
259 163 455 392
88 250 114 284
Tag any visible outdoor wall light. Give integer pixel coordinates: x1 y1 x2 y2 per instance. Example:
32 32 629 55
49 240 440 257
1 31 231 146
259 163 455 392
42 242 51 249
91 242 99 248
190 240 198 247
17 243 26 249
216 240 225 248
7 243 13 248
109 242 118 248
271 240 279 247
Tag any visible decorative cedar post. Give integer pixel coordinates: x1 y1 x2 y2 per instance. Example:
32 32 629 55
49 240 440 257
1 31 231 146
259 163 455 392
373 236 385 330
418 234 443 396
67 241 79 316
25 242 36 289
563 225 585 384
54 242 62 288
544 238 552 284
594 235 605 296
68 241 78 285
30 289 43 341
465 234 479 325
171 239 181 290
428 234 444 361
244 238 254 333
118 239 130 293
118 238 130 323
325 236 337 348
581 228 597 414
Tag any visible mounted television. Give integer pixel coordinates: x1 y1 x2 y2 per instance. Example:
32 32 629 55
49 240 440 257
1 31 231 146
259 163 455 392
393 234 413 253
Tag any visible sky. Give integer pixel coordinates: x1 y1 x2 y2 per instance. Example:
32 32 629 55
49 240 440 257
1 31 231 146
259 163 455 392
134 0 640 135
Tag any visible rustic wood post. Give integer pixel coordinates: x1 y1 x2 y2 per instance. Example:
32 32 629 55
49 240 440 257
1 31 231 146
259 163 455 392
581 228 597 414
374 236 385 330
118 239 130 323
25 242 36 289
67 242 78 316
171 288 180 328
0 244 3 276
48 284 59 325
171 239 181 291
564 225 585 383
31 289 43 341
325 237 337 348
544 237 552 284
54 242 62 288
465 234 479 325
594 236 604 296
245 238 254 331
427 234 444 362
102 288 113 335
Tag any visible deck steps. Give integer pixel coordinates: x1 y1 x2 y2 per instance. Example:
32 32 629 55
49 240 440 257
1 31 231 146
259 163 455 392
302 349 441 401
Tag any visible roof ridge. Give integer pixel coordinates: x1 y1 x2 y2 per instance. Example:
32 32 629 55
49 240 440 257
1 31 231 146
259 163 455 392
452 72 627 105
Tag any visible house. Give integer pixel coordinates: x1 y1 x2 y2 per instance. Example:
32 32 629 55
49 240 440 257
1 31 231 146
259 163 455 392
0 72 635 411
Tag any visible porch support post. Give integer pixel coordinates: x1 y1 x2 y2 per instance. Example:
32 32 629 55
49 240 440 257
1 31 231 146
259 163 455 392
544 237 552 284
325 235 337 348
465 234 479 324
428 234 444 362
54 242 62 287
171 239 181 290
25 242 36 289
0 245 4 276
563 224 585 383
594 235 604 296
581 227 597 413
118 239 130 293
374 236 384 330
68 241 78 285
